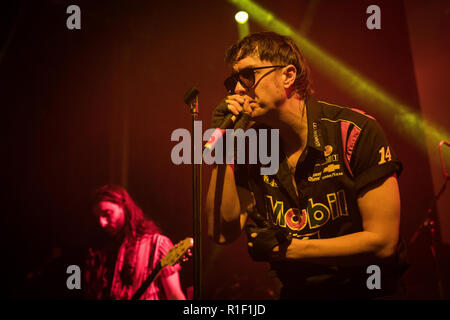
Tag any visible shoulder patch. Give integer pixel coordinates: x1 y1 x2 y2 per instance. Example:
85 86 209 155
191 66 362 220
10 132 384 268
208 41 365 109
350 107 376 120
341 121 362 177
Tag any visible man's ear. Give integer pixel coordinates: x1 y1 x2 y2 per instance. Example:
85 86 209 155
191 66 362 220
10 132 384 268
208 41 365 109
282 65 297 89
283 65 297 98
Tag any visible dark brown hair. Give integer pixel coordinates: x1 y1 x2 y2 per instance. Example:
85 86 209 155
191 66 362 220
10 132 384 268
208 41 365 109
225 32 313 100
92 184 160 239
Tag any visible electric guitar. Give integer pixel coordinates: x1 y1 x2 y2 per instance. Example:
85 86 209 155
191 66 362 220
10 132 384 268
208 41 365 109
131 237 193 300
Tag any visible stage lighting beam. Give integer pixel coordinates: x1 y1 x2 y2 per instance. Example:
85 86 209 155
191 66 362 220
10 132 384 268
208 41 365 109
228 0 449 148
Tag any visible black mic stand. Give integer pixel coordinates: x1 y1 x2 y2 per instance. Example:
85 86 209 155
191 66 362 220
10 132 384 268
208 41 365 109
183 87 202 300
409 141 449 299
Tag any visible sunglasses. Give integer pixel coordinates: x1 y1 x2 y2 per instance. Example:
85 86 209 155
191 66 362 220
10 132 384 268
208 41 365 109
224 65 286 94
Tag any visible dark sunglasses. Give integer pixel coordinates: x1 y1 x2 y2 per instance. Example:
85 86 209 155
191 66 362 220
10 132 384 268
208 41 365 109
224 65 286 94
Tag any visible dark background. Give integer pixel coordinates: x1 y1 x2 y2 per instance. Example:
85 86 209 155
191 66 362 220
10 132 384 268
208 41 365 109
1 0 449 299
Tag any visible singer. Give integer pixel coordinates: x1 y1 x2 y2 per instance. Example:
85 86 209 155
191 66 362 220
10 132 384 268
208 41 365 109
206 32 408 299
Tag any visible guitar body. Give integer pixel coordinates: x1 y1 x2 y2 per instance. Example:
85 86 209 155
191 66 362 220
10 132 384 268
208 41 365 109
131 237 193 300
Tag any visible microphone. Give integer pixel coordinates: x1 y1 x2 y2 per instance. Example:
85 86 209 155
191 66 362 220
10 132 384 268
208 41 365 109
233 112 252 131
204 113 241 150
220 113 240 130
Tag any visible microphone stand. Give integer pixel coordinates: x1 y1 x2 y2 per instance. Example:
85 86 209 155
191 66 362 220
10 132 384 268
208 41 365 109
409 141 449 299
183 87 202 300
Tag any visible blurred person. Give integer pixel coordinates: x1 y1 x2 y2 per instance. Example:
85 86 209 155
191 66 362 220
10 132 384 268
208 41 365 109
85 184 186 300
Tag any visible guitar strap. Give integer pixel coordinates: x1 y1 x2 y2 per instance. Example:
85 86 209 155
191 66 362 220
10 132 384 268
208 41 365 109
131 234 162 300
149 234 160 273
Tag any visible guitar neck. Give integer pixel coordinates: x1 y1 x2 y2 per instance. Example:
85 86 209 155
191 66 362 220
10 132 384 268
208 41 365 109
131 262 162 300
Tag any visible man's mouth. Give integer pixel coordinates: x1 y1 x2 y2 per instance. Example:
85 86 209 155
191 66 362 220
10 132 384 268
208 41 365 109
105 226 116 234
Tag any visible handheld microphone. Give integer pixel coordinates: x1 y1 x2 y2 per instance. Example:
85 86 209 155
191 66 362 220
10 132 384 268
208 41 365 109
233 112 252 131
204 113 242 150
220 113 240 130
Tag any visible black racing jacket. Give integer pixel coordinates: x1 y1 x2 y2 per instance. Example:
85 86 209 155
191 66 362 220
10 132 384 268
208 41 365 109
235 98 408 299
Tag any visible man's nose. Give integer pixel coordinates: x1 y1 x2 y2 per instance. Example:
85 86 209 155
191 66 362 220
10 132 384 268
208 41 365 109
234 80 247 95
99 216 108 228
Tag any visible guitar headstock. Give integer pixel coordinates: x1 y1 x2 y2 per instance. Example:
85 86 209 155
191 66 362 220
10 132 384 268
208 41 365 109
160 237 193 268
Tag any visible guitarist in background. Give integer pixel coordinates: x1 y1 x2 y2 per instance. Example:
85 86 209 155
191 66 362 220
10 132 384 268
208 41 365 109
85 185 186 300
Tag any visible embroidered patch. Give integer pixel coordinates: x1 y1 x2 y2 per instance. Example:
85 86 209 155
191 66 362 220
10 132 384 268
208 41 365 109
324 145 333 157
263 175 278 187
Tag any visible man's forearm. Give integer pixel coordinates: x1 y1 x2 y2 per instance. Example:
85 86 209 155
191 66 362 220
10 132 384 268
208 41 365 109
283 231 398 267
206 164 242 242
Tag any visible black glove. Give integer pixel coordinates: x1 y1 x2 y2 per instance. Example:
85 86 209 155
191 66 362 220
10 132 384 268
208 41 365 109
211 99 229 128
244 223 292 262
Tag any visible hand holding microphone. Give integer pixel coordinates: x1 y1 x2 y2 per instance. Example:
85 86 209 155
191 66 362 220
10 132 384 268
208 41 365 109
228 95 254 131
207 95 253 151
211 99 234 129
211 95 253 128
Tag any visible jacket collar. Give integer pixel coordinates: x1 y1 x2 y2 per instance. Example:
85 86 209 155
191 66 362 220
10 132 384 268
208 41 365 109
272 97 325 205
304 97 325 152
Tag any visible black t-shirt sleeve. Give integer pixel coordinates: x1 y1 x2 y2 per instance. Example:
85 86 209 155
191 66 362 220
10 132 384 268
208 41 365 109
349 118 402 195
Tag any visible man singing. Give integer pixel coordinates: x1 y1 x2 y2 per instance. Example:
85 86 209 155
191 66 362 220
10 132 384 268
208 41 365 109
206 32 407 299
